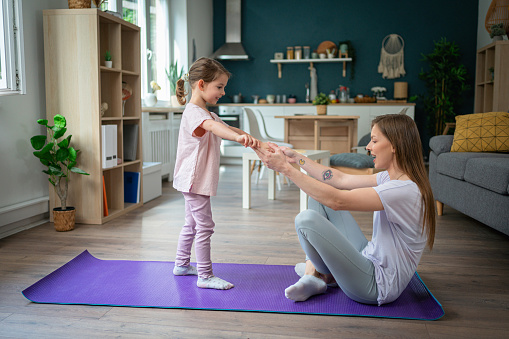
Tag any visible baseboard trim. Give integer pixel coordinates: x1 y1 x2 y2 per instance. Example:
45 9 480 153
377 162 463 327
0 197 50 238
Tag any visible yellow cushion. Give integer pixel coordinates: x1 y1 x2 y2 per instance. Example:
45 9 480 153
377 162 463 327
451 112 509 152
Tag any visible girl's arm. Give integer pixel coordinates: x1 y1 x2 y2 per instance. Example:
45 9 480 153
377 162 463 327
200 119 260 148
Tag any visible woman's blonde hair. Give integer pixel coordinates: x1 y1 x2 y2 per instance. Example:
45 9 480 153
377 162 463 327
371 114 436 250
175 57 231 105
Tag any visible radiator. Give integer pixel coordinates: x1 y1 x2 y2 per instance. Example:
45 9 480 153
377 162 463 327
142 112 180 181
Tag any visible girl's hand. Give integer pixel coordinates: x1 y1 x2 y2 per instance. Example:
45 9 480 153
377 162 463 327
237 134 261 148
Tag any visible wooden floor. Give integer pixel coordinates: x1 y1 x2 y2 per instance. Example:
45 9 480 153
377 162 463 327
1 164 508 338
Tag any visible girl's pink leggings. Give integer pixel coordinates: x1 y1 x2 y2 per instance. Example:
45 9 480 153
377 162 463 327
175 192 215 278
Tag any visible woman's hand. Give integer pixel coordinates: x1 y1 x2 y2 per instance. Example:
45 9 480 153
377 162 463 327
253 143 290 174
280 146 299 163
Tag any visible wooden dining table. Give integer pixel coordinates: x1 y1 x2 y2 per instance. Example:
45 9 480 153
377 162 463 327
275 115 359 154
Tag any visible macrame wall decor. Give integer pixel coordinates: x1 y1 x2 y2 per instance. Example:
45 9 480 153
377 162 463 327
378 34 406 79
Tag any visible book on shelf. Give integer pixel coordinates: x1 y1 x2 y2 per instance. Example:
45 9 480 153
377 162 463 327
123 124 138 162
101 125 118 168
124 172 140 204
103 175 109 217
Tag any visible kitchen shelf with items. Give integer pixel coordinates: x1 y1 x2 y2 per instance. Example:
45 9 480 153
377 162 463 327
43 9 142 224
474 41 509 113
271 41 352 78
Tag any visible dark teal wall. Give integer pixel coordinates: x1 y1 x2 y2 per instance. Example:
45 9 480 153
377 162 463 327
212 0 479 142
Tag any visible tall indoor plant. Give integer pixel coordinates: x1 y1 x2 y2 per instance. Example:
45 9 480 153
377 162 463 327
418 38 469 136
166 60 184 106
30 114 89 231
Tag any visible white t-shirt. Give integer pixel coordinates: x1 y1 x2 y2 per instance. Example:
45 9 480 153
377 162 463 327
361 171 427 305
172 103 228 196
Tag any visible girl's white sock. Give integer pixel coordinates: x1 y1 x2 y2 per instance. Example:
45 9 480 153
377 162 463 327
173 264 198 276
197 276 234 290
285 275 327 301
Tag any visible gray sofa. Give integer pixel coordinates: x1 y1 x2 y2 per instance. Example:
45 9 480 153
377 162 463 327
429 135 509 236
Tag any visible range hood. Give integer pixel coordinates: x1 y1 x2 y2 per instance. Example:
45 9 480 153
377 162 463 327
210 0 249 61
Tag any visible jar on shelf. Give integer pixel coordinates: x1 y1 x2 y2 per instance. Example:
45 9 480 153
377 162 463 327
286 46 294 59
303 46 310 59
295 46 302 60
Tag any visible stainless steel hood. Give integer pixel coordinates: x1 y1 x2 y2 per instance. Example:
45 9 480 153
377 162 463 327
210 0 249 60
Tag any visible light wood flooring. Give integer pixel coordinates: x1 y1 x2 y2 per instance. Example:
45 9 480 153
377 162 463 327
1 164 508 338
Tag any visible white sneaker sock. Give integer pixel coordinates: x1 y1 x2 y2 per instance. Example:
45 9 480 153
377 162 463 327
285 275 327 302
294 262 338 288
173 264 198 276
197 276 234 290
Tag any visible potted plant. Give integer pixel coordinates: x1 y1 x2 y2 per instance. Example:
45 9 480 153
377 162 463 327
30 114 89 231
418 37 469 136
104 50 112 68
312 92 330 115
490 23 506 41
145 81 160 107
489 67 495 81
166 60 184 106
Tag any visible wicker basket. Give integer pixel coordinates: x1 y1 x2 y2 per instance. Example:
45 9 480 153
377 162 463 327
53 207 76 232
68 0 91 9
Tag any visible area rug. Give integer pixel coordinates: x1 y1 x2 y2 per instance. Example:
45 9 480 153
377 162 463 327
22 250 444 320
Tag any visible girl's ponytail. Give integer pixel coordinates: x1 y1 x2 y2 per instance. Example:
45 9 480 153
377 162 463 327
175 77 187 105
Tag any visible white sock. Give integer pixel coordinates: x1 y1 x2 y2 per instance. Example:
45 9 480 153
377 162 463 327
285 275 327 302
197 276 234 290
294 262 338 288
173 264 198 276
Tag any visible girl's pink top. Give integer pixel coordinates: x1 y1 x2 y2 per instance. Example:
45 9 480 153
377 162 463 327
172 103 228 196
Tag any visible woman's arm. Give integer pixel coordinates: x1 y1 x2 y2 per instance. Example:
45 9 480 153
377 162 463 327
279 146 378 191
254 146 383 212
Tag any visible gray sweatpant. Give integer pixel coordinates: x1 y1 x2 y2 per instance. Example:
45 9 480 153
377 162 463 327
295 197 378 304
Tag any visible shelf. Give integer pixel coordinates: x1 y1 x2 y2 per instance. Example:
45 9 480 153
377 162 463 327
270 58 353 78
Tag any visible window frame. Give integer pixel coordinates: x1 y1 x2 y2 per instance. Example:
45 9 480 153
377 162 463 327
0 0 26 96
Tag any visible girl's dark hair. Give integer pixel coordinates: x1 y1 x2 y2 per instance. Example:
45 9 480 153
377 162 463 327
371 114 436 250
175 57 231 105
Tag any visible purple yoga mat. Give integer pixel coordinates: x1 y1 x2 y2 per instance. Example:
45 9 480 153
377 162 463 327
23 250 443 320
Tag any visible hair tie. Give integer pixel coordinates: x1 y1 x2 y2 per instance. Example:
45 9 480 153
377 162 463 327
182 73 189 82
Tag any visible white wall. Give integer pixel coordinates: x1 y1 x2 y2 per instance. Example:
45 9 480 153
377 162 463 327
187 0 213 65
0 0 68 236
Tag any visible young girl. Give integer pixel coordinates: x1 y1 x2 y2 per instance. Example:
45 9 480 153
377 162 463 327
172 57 260 290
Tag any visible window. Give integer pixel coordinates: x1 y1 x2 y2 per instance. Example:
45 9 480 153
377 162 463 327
105 0 170 100
0 0 25 95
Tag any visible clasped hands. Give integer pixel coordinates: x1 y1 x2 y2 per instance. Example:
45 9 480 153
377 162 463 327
252 142 297 174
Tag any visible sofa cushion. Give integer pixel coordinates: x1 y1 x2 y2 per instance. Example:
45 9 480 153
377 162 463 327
451 112 509 152
436 152 508 180
330 153 374 169
429 135 454 155
464 158 509 195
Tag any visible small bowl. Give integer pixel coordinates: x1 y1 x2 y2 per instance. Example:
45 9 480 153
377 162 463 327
288 98 297 103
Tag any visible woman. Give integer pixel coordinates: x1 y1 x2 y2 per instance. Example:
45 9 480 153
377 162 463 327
254 114 435 305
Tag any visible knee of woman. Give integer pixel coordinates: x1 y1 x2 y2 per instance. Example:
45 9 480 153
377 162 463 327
295 210 320 231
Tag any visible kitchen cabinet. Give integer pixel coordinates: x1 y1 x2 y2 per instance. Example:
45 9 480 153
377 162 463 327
43 9 142 224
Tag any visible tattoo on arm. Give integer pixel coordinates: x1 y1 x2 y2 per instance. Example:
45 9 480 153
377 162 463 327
298 159 305 166
322 169 333 181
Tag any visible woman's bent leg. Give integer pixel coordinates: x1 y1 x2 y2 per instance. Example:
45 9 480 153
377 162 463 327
294 209 378 304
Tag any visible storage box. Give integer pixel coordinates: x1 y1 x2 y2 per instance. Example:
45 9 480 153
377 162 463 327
142 162 162 203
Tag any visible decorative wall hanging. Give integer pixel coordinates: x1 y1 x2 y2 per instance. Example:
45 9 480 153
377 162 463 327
378 34 406 79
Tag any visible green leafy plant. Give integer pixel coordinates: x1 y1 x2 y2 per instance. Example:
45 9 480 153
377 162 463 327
166 60 184 96
312 92 330 105
490 23 505 38
105 50 112 61
418 37 469 136
30 114 89 210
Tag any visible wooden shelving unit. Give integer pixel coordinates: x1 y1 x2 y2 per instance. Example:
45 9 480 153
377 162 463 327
43 9 142 224
270 58 352 78
474 41 509 113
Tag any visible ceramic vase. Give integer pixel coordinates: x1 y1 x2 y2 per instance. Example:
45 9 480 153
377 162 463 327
145 93 157 107
105 60 112 68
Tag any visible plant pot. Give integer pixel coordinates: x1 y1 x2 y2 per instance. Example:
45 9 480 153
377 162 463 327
316 105 327 115
144 93 157 107
492 36 503 42
104 60 113 68
53 207 75 232
170 95 181 107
